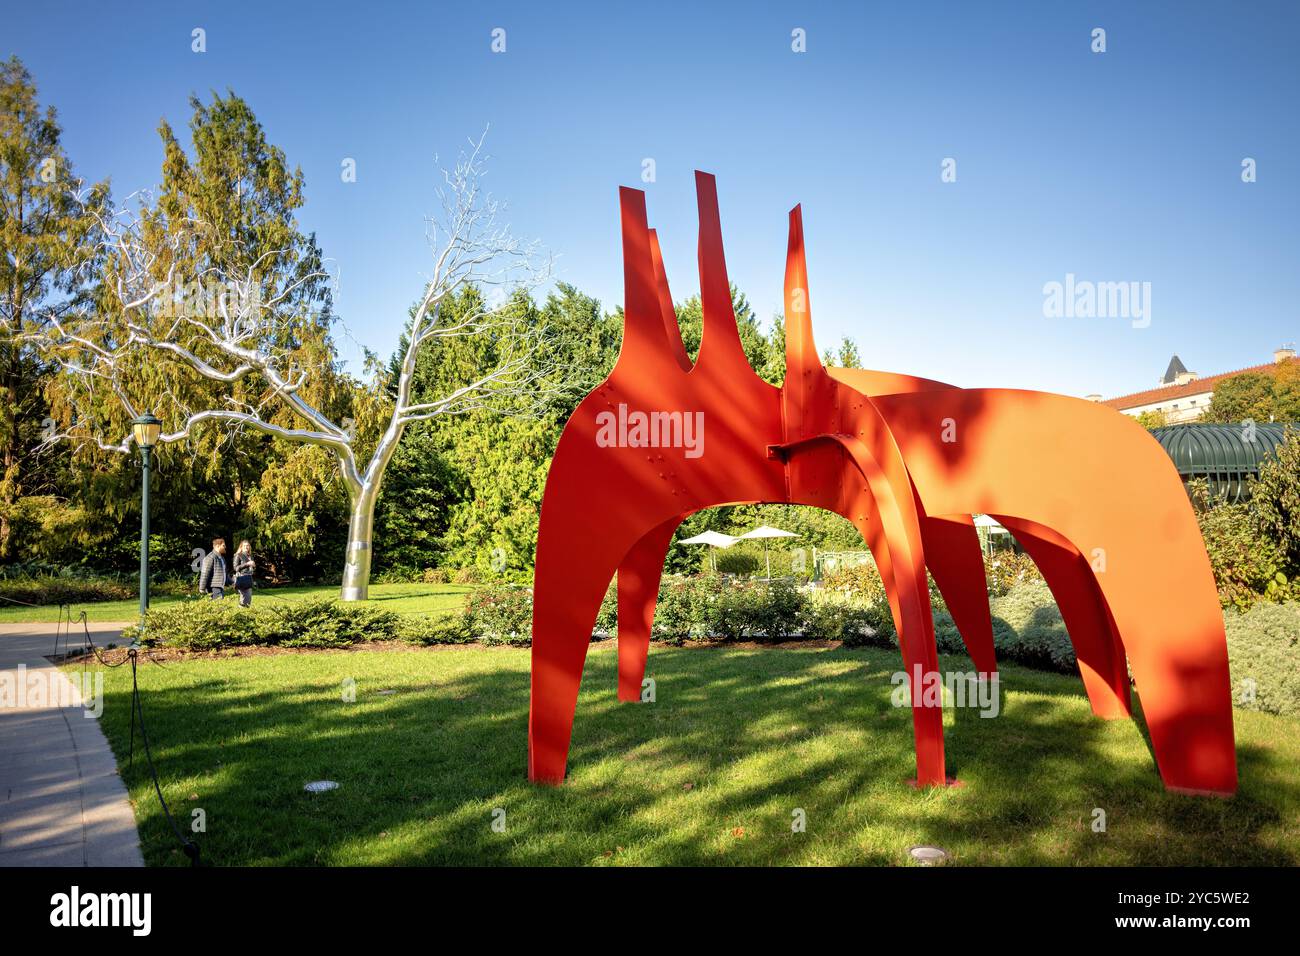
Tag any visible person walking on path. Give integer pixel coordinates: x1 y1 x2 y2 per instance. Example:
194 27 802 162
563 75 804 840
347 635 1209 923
198 537 228 599
233 539 256 607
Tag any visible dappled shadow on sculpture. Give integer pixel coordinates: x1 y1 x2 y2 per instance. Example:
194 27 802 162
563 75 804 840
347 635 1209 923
529 172 1236 796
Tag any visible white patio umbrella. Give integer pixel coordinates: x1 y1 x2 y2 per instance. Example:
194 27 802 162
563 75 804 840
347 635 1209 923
738 525 799 580
678 530 740 572
973 514 1008 557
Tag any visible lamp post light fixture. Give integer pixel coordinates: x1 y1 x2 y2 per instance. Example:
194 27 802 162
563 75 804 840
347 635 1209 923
132 413 162 620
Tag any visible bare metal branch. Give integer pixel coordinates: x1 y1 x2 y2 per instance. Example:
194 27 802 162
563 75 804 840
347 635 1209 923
34 140 555 599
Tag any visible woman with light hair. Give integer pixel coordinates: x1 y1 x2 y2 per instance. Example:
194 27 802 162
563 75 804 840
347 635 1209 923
233 540 256 607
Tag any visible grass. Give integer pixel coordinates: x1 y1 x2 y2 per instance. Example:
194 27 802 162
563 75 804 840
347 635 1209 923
75 641 1300 866
0 582 473 624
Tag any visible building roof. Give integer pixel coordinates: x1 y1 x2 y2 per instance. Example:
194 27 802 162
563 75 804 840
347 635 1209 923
1103 356 1298 411
1151 422 1295 503
1161 354 1189 384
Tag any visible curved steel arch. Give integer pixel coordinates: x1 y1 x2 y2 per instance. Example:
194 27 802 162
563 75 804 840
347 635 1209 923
528 172 1237 796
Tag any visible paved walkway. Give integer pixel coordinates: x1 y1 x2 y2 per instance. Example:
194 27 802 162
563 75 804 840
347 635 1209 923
0 622 142 866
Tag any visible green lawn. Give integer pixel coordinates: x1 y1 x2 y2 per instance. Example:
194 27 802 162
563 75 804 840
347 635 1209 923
0 582 472 624
77 641 1300 866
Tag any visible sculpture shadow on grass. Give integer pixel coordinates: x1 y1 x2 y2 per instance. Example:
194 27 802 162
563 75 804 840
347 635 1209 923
90 645 1293 867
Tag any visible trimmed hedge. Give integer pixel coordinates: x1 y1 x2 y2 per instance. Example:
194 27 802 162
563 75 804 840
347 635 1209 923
122 598 406 650
649 576 862 643
117 580 1300 717
122 591 497 650
1225 601 1300 716
0 573 134 607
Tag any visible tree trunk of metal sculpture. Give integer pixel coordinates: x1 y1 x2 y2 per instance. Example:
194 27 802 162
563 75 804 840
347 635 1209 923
28 138 551 601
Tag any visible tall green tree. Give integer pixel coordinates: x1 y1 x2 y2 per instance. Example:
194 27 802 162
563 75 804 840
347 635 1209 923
1204 364 1300 424
1250 428 1300 576
823 335 862 369
37 120 550 596
35 90 348 580
0 56 106 559
389 283 616 580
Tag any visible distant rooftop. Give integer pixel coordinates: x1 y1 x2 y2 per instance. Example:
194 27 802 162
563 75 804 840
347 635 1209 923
1161 355 1190 385
1103 350 1297 411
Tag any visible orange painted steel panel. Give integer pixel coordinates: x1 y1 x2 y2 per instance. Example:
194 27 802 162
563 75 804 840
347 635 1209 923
529 173 1237 796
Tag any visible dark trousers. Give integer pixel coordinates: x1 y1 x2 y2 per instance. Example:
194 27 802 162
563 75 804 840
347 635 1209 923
237 587 252 607
209 587 225 600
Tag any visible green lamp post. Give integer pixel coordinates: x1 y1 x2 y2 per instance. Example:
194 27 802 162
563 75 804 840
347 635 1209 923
132 413 162 620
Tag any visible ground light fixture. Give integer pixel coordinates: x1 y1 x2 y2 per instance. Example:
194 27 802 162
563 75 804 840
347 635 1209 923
908 845 951 866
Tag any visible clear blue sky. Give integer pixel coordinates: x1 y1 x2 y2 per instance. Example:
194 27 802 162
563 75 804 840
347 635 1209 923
8 0 1298 398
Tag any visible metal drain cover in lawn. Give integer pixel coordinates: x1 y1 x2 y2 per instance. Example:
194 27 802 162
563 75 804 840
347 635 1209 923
304 780 340 793
907 845 950 865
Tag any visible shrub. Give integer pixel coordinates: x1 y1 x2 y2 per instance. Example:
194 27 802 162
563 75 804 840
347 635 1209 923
985 551 1044 598
595 580 618 635
1197 502 1292 610
715 551 761 576
931 609 968 655
0 563 137 606
421 568 448 584
749 581 803 640
653 575 706 643
705 580 767 640
821 562 887 605
123 596 404 650
0 573 134 607
466 585 533 645
372 566 419 584
840 581 1073 670
452 567 478 586
255 599 402 647
1249 427 1300 574
1224 601 1300 716
988 581 1076 672
396 613 475 645
122 598 255 650
862 603 896 645
801 590 879 644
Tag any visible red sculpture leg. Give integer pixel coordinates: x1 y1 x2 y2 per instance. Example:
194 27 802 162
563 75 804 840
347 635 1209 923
917 511 998 675
530 510 648 783
778 433 947 787
873 389 1237 794
781 209 952 785
829 367 1120 698
997 515 1132 719
814 370 999 675
615 516 681 701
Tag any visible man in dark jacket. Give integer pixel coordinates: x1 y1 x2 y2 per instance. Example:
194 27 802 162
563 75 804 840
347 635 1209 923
198 538 228 599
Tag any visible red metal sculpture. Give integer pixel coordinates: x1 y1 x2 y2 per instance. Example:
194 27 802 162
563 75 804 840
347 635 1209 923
529 172 1237 796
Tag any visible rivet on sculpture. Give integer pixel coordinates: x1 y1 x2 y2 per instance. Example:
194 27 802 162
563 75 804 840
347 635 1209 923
528 172 1238 796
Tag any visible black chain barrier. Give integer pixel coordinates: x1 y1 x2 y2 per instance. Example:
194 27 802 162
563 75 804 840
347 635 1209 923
127 648 201 866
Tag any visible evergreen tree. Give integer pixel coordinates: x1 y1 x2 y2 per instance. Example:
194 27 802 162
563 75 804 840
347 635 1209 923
0 56 107 559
